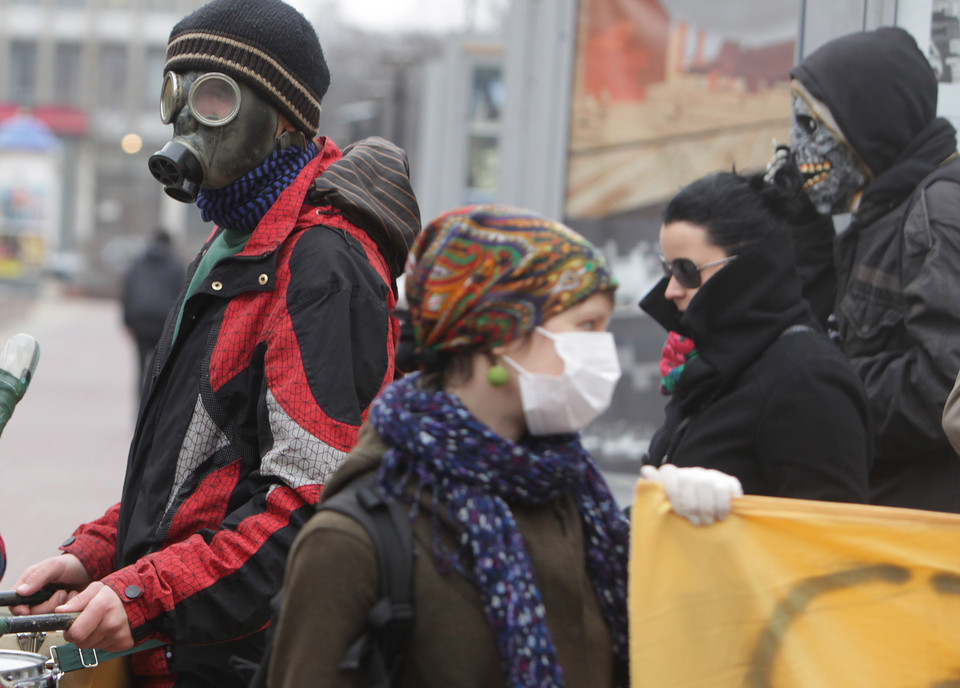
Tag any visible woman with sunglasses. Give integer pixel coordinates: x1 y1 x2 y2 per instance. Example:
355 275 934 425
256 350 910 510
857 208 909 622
265 205 743 688
640 171 872 502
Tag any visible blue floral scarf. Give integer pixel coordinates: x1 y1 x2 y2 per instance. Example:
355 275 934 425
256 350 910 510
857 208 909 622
195 141 318 232
369 373 629 687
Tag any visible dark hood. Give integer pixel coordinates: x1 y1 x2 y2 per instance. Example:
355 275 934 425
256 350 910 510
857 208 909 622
855 118 957 225
790 27 939 179
306 136 421 281
640 229 811 392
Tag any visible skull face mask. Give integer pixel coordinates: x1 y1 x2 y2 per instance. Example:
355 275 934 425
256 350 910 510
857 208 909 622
789 88 870 215
148 70 283 203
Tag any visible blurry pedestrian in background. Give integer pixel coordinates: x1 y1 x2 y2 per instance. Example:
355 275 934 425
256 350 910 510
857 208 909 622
121 227 184 400
266 205 742 688
641 171 872 503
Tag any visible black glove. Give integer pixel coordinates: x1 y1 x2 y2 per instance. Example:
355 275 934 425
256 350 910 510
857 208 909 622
763 145 823 224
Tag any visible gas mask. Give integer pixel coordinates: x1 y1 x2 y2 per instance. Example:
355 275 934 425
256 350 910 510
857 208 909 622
789 89 870 216
148 71 296 203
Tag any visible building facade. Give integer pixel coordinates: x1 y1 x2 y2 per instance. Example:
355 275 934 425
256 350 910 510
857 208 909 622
0 0 204 292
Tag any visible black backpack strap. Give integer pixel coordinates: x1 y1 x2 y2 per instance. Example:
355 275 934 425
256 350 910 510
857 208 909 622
242 586 284 688
243 477 414 688
320 475 415 688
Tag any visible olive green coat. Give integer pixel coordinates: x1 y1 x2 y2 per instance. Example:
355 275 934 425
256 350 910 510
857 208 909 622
267 423 619 687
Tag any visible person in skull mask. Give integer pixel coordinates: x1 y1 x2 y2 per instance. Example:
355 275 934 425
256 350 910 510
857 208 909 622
10 0 421 685
768 26 960 513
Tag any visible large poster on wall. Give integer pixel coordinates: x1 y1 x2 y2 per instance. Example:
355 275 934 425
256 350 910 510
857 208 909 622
564 0 800 474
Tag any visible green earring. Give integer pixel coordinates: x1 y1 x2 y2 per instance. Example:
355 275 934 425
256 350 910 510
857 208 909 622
487 363 509 387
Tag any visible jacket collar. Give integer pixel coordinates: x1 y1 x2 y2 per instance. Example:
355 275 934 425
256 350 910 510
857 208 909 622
238 136 342 257
855 118 958 227
640 230 811 388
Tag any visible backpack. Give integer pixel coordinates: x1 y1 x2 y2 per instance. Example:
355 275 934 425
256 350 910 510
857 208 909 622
246 475 415 687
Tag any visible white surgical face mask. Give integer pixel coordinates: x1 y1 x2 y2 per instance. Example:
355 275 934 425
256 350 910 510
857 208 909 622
504 327 621 436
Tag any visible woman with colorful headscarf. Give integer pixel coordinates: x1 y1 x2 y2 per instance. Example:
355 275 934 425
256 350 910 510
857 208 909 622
266 205 742 688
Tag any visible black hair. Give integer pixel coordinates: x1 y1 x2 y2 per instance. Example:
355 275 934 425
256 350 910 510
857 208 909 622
417 352 476 390
394 308 475 389
663 171 803 254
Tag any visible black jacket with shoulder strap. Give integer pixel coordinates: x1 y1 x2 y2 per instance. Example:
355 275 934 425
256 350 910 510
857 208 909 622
834 153 960 511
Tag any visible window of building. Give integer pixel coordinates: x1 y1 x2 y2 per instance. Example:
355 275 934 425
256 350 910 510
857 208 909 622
143 47 166 110
55 43 84 107
464 63 503 204
466 134 499 204
10 41 38 105
468 65 504 123
97 44 128 111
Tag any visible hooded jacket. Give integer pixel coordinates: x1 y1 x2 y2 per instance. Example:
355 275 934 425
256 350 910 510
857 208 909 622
62 136 420 687
641 230 871 502
792 27 960 512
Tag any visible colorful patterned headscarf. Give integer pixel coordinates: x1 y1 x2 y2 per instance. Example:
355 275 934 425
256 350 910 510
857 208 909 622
406 205 616 353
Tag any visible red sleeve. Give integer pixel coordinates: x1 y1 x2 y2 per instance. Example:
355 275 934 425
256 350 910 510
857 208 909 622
98 482 319 642
61 503 121 581
91 220 394 644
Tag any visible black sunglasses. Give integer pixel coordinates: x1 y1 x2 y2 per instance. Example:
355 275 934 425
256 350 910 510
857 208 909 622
659 255 737 289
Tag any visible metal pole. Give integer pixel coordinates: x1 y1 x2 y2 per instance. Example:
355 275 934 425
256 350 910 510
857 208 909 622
466 0 477 32
797 0 808 59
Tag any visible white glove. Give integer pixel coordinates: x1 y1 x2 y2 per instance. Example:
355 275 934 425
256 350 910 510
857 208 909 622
640 464 743 526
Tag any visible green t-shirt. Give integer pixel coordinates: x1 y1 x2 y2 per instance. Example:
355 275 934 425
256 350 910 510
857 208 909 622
172 227 253 342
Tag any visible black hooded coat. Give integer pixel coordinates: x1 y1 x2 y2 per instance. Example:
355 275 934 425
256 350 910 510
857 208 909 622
640 231 872 502
792 27 960 512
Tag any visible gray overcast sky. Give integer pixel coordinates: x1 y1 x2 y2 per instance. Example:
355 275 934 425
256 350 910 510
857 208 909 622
285 0 481 33
284 0 797 41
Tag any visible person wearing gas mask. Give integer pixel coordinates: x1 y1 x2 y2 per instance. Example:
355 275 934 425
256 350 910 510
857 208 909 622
10 0 420 685
265 205 743 688
766 26 960 513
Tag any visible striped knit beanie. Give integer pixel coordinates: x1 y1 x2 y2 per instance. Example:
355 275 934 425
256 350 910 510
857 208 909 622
406 204 617 354
164 0 329 137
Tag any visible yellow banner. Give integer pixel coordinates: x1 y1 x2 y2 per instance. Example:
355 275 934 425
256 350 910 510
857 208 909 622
629 481 960 687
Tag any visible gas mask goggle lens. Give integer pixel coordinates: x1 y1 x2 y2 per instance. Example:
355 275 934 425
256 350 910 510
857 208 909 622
160 71 242 127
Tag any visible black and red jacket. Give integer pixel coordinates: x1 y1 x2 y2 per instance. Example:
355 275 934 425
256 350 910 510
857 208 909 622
62 137 420 687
